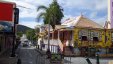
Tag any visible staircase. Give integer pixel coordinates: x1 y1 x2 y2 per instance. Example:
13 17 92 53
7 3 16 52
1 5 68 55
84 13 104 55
57 39 75 56
58 39 63 52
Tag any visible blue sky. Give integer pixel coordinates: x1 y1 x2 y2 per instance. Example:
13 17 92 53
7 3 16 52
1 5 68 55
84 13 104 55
5 0 107 28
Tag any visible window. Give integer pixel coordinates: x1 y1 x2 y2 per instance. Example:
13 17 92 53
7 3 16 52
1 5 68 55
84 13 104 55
93 37 99 41
78 30 88 40
81 36 87 41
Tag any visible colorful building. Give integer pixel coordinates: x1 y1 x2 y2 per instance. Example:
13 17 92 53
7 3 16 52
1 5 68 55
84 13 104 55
38 14 113 57
61 15 113 56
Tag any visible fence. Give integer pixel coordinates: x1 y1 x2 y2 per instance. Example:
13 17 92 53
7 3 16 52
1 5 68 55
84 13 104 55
39 44 60 54
36 44 63 64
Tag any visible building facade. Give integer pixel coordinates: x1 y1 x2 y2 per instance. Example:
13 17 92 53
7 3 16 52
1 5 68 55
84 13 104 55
108 0 113 28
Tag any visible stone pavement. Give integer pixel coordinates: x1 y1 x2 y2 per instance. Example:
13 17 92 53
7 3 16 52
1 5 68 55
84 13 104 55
17 45 50 64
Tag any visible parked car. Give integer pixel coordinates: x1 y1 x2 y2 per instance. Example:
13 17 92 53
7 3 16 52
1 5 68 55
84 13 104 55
22 40 29 47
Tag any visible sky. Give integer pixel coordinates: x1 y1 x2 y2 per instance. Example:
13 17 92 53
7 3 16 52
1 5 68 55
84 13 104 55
5 0 107 28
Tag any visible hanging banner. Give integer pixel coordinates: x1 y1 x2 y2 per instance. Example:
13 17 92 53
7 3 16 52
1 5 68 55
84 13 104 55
0 2 15 22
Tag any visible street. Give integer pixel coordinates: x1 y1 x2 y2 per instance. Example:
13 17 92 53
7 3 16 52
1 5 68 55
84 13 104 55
17 45 50 64
16 45 113 64
17 46 37 64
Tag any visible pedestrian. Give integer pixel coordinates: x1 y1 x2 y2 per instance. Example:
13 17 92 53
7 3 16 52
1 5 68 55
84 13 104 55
40 40 43 50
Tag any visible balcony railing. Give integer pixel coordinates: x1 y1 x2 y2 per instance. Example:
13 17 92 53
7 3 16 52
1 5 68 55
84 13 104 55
80 41 99 47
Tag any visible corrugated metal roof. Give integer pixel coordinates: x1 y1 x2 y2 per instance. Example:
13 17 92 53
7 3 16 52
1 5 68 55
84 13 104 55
62 15 103 29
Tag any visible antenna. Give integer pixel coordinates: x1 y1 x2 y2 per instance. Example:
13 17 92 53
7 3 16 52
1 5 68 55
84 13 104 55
80 12 83 16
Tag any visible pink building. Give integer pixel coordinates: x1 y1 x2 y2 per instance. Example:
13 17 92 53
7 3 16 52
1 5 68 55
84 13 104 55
108 0 113 28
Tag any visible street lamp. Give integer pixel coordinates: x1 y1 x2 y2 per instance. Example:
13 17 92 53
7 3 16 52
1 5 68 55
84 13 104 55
11 8 19 57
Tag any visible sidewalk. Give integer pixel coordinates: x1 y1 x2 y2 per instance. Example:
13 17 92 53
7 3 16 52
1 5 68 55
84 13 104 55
0 49 18 64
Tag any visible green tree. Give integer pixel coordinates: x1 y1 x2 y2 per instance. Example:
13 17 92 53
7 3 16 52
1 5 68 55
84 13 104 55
37 0 64 29
37 0 64 52
26 29 37 42
35 25 40 34
17 32 23 38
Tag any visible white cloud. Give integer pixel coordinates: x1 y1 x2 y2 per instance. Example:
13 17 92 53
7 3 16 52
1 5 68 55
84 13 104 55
60 0 107 11
19 9 37 18
4 0 107 27
13 1 36 9
93 16 107 26
61 15 75 23
19 21 41 28
89 12 98 19
9 1 46 18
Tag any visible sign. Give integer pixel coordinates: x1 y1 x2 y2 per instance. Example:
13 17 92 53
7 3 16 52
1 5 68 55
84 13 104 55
0 2 15 21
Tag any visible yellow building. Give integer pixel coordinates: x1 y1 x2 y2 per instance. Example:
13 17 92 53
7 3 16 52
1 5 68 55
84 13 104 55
39 15 113 56
62 15 103 47
62 15 113 56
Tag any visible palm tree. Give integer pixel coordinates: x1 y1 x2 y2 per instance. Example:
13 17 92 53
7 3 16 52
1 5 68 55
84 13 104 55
36 0 64 55
37 5 51 52
37 0 63 29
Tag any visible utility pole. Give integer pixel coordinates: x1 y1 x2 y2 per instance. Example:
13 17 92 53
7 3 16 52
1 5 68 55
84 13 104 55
11 8 19 57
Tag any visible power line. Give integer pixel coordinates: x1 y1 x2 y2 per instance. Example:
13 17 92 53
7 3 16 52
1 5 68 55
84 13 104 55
17 5 32 10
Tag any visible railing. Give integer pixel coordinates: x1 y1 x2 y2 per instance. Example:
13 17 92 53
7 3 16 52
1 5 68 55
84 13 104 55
80 41 89 46
80 41 99 47
40 44 59 54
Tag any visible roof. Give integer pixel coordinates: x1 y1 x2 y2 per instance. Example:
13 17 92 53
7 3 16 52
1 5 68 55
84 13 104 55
62 15 103 29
